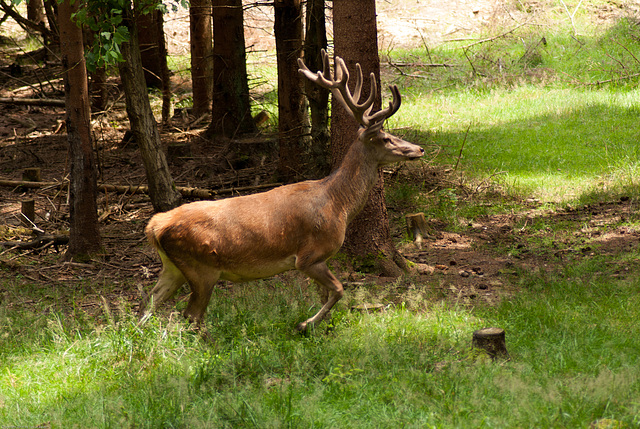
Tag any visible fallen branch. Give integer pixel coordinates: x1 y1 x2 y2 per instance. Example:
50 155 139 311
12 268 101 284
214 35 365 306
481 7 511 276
0 234 69 252
585 72 640 86
388 61 455 68
461 21 529 50
0 97 66 107
0 178 282 198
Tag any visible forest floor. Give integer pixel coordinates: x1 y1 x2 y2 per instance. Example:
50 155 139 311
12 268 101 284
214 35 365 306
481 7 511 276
1 0 639 320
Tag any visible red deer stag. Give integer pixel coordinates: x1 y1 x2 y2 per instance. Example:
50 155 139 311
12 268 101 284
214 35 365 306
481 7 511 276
141 50 424 331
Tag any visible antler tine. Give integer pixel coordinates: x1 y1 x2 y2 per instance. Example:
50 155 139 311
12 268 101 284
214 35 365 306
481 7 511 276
333 56 377 127
363 84 402 127
299 49 393 129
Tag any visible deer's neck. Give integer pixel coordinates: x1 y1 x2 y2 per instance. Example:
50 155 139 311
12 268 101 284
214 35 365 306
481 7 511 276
323 139 380 224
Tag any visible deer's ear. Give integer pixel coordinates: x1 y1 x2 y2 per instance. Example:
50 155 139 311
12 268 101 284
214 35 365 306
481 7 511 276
359 122 384 143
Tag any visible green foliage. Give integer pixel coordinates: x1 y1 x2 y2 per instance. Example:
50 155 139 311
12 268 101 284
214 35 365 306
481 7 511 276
68 0 186 72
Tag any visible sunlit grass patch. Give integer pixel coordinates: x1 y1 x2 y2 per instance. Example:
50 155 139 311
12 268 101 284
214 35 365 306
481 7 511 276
395 84 640 203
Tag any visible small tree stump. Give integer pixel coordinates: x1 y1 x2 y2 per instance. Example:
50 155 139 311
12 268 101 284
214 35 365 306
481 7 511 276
406 212 428 248
22 167 41 182
472 327 510 360
21 199 35 227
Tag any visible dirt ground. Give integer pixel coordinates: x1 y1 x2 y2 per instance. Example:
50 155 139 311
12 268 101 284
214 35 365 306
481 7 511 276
1 1 639 318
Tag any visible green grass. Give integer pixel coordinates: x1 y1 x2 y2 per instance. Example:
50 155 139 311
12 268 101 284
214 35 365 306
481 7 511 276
385 16 640 206
2 263 640 427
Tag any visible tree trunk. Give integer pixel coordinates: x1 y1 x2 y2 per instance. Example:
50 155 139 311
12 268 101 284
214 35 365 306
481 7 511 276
89 67 108 112
190 0 213 117
27 0 45 25
303 0 330 179
118 0 182 213
332 0 406 276
274 0 307 182
58 0 101 261
137 8 163 88
137 8 171 125
208 0 257 138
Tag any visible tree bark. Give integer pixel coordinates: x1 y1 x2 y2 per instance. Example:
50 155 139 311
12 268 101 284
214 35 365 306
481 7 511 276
190 0 213 117
274 0 307 182
332 0 406 276
136 8 172 125
118 0 182 213
137 8 163 88
303 0 330 179
27 0 45 25
58 0 102 260
208 0 257 138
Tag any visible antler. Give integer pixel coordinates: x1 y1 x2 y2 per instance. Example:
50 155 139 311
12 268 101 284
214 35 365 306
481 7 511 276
298 49 401 131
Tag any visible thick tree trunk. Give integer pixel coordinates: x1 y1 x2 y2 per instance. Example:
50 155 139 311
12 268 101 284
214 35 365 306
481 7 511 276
119 0 182 213
303 0 330 179
275 0 307 182
58 0 101 260
332 0 406 276
190 0 213 117
208 0 257 138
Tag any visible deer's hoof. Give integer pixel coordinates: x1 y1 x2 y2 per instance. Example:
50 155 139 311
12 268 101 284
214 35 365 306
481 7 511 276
296 321 308 332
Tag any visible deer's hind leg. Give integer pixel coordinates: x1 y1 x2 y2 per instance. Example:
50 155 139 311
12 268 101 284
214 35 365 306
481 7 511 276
140 252 187 317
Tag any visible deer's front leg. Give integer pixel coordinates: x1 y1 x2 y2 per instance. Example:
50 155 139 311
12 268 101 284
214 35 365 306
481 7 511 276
297 261 344 332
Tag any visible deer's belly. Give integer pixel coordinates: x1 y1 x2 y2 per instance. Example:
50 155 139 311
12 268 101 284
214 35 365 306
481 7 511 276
218 255 297 282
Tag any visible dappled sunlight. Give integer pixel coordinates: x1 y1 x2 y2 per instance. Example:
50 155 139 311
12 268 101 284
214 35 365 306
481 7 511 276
398 92 640 204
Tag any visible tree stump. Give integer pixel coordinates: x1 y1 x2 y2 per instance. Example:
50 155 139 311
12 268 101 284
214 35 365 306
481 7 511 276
22 168 41 182
472 327 510 360
406 212 428 248
21 199 35 227
166 143 192 162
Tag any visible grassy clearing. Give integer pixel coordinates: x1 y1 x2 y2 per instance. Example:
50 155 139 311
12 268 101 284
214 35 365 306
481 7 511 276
2 261 640 427
387 16 640 205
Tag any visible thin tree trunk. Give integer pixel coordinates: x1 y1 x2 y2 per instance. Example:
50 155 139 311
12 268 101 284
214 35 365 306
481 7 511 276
275 0 307 182
58 0 101 260
303 0 330 179
27 0 45 25
190 0 213 117
119 0 182 213
208 0 257 138
137 9 163 88
332 0 406 276
136 8 171 125
157 11 172 126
